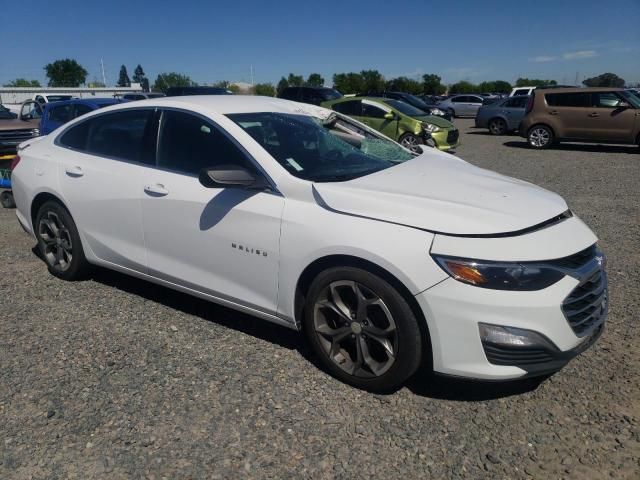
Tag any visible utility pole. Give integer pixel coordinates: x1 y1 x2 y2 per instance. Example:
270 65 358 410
250 65 254 86
101 59 107 86
574 71 579 86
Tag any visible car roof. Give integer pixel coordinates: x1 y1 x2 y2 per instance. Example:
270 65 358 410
99 95 335 116
537 87 625 94
44 98 121 109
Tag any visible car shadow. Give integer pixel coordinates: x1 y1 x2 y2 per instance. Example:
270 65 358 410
30 245 545 401
503 140 639 153
405 370 547 401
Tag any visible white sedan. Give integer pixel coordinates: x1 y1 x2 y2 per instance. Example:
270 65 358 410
11 96 607 392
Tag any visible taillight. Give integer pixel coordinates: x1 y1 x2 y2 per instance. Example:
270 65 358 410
10 154 21 170
525 94 535 115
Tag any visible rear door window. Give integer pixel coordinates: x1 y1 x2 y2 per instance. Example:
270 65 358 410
59 109 156 164
332 100 362 116
545 92 591 107
73 104 93 118
505 97 528 108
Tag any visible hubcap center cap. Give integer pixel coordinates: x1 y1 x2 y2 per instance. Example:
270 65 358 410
350 322 362 334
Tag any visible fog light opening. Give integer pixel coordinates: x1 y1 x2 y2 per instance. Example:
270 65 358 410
479 323 558 350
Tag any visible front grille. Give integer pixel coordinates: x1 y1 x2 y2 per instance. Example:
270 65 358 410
447 129 459 144
562 269 607 337
483 344 555 366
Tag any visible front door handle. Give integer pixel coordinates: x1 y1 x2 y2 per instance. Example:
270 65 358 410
588 112 600 117
549 110 559 115
144 184 169 197
65 166 84 177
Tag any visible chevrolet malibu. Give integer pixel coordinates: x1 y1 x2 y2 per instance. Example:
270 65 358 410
12 96 607 392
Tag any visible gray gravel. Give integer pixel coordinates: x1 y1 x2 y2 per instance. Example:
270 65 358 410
1 119 639 479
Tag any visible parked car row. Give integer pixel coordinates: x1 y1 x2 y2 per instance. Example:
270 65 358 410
321 96 459 152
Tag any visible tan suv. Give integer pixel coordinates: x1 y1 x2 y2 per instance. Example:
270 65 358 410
520 87 640 149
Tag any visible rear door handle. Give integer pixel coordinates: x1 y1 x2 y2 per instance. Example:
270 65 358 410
64 166 84 177
588 112 600 117
144 184 169 197
549 110 559 115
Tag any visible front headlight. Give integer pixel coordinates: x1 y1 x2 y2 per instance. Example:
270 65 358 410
422 123 440 133
432 255 565 291
430 108 445 116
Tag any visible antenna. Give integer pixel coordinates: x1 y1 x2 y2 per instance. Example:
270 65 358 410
101 59 107 86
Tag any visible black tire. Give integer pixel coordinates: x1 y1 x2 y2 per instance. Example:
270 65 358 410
34 201 91 280
303 267 423 392
527 124 555 149
398 133 423 153
450 108 457 118
488 118 507 135
0 191 15 209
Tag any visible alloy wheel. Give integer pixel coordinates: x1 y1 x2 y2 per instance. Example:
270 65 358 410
529 127 550 147
38 211 73 271
400 135 421 153
313 280 398 378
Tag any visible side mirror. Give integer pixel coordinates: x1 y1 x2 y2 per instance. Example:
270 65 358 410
199 165 268 190
384 112 395 120
618 101 631 109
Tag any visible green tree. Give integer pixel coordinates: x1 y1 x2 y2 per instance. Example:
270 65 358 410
277 77 289 94
287 73 304 87
44 59 88 87
3 78 41 87
385 76 422 95
515 77 557 88
132 64 149 92
87 81 106 88
117 65 131 87
254 83 276 96
306 73 324 87
583 72 625 88
152 72 196 93
332 73 365 94
360 70 385 92
422 74 445 95
449 81 477 94
492 80 512 93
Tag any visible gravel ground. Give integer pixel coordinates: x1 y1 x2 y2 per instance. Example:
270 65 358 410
1 119 638 479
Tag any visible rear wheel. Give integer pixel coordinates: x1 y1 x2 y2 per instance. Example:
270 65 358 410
35 201 91 280
488 118 507 135
303 267 423 392
528 125 554 149
0 191 15 209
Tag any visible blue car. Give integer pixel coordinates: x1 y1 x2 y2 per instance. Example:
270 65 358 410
40 98 124 135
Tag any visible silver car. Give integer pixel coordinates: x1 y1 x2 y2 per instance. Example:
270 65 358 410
437 95 486 117
475 96 529 135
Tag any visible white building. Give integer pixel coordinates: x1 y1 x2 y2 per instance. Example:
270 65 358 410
0 85 143 111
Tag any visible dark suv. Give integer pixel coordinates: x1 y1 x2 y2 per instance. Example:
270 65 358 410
277 87 342 106
165 86 232 96
520 87 640 149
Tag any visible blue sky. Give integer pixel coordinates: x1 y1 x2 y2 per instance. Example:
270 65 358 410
1 0 638 87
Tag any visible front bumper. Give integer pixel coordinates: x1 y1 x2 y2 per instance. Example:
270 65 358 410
415 268 606 380
431 128 460 151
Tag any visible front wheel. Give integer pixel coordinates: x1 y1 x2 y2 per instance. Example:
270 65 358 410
398 133 423 153
528 125 554 149
488 118 507 135
303 267 423 392
0 191 15 209
35 201 91 280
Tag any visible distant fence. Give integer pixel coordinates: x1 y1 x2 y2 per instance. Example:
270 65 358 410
0 86 143 105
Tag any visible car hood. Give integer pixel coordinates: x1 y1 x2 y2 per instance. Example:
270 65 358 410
0 118 39 130
413 115 453 128
312 153 568 235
